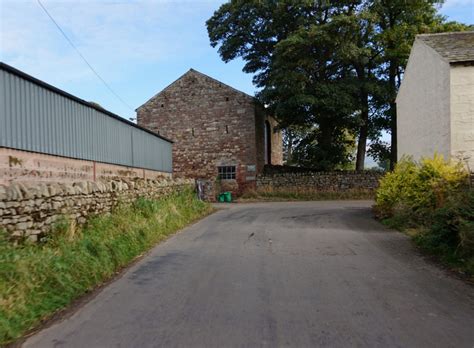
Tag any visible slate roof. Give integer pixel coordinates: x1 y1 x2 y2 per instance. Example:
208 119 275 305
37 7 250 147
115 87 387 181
417 31 474 63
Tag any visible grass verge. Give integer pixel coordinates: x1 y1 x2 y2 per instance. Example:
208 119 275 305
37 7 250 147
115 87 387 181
238 187 375 202
381 201 474 280
383 221 474 280
0 188 212 345
374 156 474 279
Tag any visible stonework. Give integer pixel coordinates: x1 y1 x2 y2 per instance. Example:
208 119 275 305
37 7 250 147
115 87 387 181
0 178 193 242
257 171 382 192
0 148 171 186
450 65 474 170
137 69 282 196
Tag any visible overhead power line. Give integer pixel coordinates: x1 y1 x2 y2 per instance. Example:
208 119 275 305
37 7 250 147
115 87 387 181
36 0 134 112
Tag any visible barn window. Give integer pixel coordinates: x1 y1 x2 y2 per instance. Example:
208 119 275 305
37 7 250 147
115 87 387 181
218 166 236 180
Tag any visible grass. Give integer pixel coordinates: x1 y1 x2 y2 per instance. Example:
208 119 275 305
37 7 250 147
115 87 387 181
382 221 474 279
379 193 474 279
0 188 212 345
373 156 474 279
238 187 375 202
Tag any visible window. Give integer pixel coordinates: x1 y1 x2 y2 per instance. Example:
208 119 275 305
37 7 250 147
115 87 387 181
218 166 236 180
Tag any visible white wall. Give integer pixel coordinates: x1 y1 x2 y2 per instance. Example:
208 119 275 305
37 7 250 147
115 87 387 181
396 40 451 162
450 65 474 171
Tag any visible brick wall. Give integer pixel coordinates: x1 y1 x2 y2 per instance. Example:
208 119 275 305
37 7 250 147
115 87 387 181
0 178 193 242
0 148 171 186
137 69 282 195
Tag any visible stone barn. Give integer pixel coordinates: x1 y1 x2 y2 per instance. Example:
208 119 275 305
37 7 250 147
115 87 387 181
137 69 283 196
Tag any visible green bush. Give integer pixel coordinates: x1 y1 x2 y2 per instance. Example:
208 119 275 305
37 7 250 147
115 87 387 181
375 155 468 224
0 188 212 345
414 191 474 258
374 155 473 275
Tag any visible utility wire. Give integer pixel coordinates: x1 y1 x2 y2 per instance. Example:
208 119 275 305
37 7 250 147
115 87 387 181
36 0 134 112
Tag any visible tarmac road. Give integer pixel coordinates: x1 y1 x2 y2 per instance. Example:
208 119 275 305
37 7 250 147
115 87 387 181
24 201 474 348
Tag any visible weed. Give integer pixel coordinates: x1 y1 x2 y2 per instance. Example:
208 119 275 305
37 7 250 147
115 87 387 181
0 188 212 344
375 155 473 276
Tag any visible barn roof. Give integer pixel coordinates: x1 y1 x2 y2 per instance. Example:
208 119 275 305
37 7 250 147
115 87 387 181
0 62 172 143
417 31 474 64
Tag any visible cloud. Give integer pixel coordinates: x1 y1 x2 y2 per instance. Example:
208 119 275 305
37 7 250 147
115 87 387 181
0 0 220 85
442 0 474 9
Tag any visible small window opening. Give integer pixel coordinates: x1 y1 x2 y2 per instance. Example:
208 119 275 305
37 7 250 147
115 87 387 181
218 166 236 180
161 104 164 108
192 128 195 136
225 97 229 101
225 125 229 134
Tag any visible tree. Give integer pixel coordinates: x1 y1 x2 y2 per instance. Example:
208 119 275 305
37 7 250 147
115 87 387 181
207 0 468 170
208 1 363 170
260 18 363 170
369 0 468 169
334 5 382 171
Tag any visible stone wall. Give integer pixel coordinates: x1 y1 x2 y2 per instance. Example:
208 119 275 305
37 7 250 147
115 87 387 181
257 171 382 192
0 178 193 242
137 69 282 195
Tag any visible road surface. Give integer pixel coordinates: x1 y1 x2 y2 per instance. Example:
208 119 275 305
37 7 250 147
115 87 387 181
24 201 474 347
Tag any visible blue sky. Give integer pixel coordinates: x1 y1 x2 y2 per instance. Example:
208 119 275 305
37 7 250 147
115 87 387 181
1 0 473 123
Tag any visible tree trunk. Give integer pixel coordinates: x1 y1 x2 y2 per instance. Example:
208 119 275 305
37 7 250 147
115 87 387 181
318 122 333 170
389 63 397 170
389 101 397 170
286 130 294 164
356 116 368 171
356 93 369 171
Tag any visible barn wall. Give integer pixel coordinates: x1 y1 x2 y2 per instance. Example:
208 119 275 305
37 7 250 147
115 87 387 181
396 40 451 161
450 65 474 170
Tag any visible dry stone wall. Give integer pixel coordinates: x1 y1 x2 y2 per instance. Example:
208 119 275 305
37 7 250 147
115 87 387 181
257 171 382 192
0 178 193 242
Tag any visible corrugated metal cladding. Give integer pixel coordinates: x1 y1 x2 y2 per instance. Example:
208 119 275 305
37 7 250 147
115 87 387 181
0 67 172 172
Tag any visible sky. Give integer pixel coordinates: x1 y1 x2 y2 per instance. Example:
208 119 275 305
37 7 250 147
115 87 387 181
1 0 473 124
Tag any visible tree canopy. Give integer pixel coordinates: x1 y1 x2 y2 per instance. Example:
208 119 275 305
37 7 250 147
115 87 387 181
207 0 469 170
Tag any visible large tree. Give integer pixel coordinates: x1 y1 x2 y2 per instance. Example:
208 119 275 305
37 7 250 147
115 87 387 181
208 1 363 170
368 0 468 169
207 0 468 170
259 11 362 170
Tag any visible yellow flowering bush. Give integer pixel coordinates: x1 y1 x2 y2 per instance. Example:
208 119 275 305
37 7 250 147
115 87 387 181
375 155 468 222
